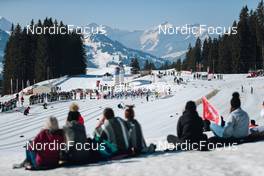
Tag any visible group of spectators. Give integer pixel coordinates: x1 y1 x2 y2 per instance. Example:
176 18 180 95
29 92 74 105
14 91 264 171
14 103 155 170
0 98 17 112
193 73 224 80
101 89 153 100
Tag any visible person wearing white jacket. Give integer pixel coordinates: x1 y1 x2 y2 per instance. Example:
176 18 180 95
210 92 249 138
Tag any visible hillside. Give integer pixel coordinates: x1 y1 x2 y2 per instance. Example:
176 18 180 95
0 73 263 176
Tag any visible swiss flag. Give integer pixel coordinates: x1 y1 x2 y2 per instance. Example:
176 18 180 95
202 96 220 124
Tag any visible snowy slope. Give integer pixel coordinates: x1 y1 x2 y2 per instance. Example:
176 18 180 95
0 74 264 176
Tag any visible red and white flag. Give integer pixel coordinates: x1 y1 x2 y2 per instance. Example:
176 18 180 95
202 96 220 124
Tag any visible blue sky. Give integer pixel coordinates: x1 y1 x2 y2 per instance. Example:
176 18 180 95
0 0 261 30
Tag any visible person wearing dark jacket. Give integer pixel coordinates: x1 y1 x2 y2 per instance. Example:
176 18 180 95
124 106 147 154
94 108 130 154
167 101 207 150
124 106 156 155
62 111 92 164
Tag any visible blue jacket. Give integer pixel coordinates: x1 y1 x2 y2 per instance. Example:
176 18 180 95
223 108 249 138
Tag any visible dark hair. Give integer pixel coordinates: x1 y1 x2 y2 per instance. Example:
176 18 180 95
103 108 115 120
232 92 240 99
67 111 80 122
251 120 256 126
125 105 135 120
185 101 196 112
231 92 241 110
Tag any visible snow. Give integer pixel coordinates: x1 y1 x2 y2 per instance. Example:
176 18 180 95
161 50 187 60
0 17 12 32
0 73 264 176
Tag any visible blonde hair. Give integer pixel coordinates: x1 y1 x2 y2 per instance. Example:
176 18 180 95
44 116 59 131
69 102 79 112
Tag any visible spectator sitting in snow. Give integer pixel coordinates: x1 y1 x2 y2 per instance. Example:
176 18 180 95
124 105 156 155
68 103 84 125
94 108 130 155
210 92 249 139
62 109 94 164
14 117 64 170
167 101 207 150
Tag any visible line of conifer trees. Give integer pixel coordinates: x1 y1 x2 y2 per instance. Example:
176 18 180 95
181 1 264 73
2 18 87 95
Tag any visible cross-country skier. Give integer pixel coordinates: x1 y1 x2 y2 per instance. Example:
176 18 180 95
24 106 30 116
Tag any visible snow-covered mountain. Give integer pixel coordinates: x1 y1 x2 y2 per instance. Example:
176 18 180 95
84 33 166 68
0 29 9 63
0 17 12 32
99 22 213 61
0 17 12 72
0 20 167 70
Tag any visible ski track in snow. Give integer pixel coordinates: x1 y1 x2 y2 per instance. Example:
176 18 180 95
0 74 264 176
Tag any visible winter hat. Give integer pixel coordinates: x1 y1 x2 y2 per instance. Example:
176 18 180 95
232 92 240 99
69 103 79 112
67 111 80 122
44 116 59 131
231 92 241 109
185 101 196 112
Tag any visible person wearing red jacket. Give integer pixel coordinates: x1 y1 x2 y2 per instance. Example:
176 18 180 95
14 117 65 170
78 115 84 125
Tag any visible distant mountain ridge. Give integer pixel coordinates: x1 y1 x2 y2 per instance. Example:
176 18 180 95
0 29 9 63
84 33 165 68
94 22 213 61
0 17 12 66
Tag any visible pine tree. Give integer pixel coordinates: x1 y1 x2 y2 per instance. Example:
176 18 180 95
35 35 49 82
194 37 202 71
143 60 150 70
2 18 87 94
201 38 210 71
175 59 182 71
237 6 251 73
130 58 140 71
256 0 264 69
